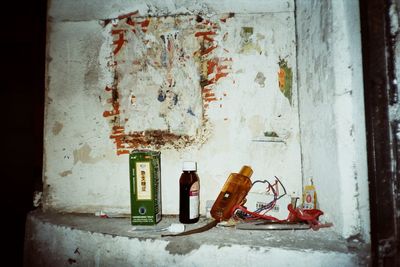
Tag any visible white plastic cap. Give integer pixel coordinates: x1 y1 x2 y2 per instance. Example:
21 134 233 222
183 161 197 171
168 223 185 233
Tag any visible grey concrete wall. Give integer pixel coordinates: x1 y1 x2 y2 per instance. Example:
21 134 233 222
41 0 370 242
296 0 370 240
43 0 302 216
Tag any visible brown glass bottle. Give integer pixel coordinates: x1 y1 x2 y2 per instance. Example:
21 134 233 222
210 166 253 221
179 161 200 224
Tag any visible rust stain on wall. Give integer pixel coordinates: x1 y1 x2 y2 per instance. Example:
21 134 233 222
124 130 192 149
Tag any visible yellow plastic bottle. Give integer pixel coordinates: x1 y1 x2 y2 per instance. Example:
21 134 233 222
210 166 253 221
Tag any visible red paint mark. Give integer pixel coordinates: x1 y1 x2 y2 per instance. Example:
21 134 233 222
204 97 218 103
203 88 217 102
109 11 151 55
117 11 139 20
138 19 150 32
140 19 150 28
204 92 215 98
206 58 232 84
103 86 120 117
201 57 232 103
194 29 218 57
207 59 218 75
111 125 124 134
110 126 129 155
111 29 127 55
195 31 216 42
125 17 136 28
215 72 228 82
194 18 234 110
102 109 119 117
201 45 218 56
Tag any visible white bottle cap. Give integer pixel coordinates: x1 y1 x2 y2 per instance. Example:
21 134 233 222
168 223 185 233
183 161 197 171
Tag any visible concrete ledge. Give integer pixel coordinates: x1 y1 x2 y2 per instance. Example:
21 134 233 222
24 210 369 267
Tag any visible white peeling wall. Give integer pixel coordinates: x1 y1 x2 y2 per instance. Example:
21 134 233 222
44 0 302 214
296 0 370 240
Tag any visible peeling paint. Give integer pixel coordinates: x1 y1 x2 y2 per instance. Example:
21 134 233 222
107 124 194 155
254 72 266 87
278 57 293 105
59 170 72 177
264 131 279 138
101 12 238 155
73 144 103 164
239 27 262 54
130 93 136 105
122 129 192 149
52 121 64 135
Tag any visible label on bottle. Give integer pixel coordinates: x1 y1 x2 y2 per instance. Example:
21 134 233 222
189 181 199 219
135 162 152 200
303 187 315 209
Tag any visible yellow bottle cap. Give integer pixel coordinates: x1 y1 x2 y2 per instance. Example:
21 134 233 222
239 165 253 178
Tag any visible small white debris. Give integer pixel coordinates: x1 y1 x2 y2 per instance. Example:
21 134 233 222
33 191 42 207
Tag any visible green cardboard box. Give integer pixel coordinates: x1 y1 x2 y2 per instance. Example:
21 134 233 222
129 150 162 225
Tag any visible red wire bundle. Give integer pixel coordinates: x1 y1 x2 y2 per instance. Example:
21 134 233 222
232 204 332 230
